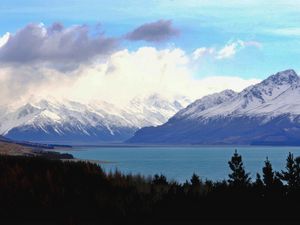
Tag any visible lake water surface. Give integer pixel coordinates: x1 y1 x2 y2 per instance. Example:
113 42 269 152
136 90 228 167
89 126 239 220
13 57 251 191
58 146 300 183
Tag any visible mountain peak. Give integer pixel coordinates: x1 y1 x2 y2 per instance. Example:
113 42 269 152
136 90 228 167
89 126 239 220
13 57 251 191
128 69 300 145
218 89 236 96
264 69 299 86
173 89 237 120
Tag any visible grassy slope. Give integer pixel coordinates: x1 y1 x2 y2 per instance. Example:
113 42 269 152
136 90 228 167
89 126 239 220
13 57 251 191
0 140 34 156
0 140 74 159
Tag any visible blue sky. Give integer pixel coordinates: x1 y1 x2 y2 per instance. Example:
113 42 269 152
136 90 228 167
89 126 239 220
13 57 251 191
1 0 300 79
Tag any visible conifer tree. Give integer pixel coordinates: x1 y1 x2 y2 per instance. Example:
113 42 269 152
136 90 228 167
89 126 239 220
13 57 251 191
152 174 168 185
254 173 264 196
189 173 201 195
255 173 264 187
295 156 300 187
190 173 201 187
278 152 297 189
228 150 251 186
262 157 275 189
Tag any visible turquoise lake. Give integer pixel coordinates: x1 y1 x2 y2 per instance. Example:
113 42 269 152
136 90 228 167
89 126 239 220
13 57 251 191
58 146 300 183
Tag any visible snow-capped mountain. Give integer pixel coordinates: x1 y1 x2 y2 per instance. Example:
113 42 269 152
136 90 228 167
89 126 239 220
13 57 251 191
0 94 190 143
129 69 300 145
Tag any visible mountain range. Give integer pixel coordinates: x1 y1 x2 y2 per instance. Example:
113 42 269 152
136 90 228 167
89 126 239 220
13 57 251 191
2 69 300 146
129 69 300 145
0 94 190 144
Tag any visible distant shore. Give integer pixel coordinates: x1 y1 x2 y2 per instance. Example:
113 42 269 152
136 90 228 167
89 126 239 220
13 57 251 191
0 140 74 160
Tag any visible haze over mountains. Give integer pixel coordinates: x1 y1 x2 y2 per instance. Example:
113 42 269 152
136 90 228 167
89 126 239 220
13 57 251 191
0 94 190 143
2 69 300 145
129 69 300 145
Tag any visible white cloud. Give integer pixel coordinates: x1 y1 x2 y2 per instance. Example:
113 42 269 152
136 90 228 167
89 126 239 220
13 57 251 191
193 76 260 95
216 41 241 59
192 47 215 60
193 40 262 61
0 33 10 48
0 46 260 108
0 23 263 110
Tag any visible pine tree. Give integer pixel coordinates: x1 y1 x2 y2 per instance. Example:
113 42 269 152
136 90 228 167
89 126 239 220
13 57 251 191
254 173 264 196
190 173 201 187
228 150 251 186
152 174 168 185
190 173 202 195
255 173 264 187
262 157 275 189
278 152 297 189
295 156 300 187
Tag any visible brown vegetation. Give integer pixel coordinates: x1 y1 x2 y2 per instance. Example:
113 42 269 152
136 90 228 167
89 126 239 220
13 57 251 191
0 140 33 156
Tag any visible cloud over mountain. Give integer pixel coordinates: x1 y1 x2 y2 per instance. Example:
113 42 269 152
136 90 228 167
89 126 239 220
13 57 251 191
0 23 118 67
0 23 260 109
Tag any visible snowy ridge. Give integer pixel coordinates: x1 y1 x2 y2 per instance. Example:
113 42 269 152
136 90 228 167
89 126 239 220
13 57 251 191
174 89 237 119
0 94 190 143
129 69 300 145
175 69 300 120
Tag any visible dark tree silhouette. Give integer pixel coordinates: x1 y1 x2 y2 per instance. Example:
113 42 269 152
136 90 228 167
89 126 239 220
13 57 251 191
262 157 275 188
190 173 201 187
295 156 300 187
0 152 300 223
261 157 283 197
255 173 264 188
228 150 251 186
278 152 298 190
152 174 168 185
189 173 202 195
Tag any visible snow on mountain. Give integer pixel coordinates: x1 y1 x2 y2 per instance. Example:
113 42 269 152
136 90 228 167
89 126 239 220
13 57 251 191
175 69 300 120
0 94 190 143
174 89 237 120
126 94 191 127
129 69 300 145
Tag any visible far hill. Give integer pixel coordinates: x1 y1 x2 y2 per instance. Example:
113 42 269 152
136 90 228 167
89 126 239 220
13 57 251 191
0 139 33 156
0 136 73 159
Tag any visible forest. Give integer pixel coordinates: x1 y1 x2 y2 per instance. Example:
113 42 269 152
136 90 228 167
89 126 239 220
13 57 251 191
0 150 300 224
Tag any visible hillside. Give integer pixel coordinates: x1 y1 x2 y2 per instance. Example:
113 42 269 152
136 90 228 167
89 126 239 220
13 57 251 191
0 140 33 156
